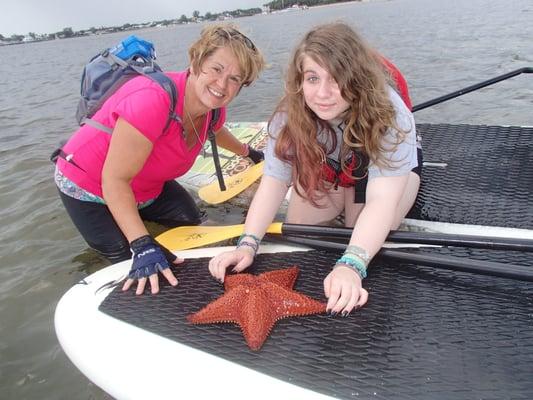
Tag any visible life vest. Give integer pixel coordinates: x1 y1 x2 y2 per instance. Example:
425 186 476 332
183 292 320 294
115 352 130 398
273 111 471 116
322 151 369 189
380 56 412 110
322 57 410 188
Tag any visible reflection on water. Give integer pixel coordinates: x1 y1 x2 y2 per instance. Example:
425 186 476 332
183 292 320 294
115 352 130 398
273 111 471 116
0 0 531 398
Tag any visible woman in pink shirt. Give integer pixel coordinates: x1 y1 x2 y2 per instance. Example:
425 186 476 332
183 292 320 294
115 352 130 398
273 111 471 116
54 24 265 295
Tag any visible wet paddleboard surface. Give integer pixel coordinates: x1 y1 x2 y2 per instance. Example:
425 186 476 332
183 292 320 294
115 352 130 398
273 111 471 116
96 248 533 400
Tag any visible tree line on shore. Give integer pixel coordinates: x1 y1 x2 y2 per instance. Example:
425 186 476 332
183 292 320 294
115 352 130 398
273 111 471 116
1 0 358 45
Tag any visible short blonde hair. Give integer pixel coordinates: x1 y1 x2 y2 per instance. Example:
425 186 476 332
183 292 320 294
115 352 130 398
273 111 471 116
188 24 265 86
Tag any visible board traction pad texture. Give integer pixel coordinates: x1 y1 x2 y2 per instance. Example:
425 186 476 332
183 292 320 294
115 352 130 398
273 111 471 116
410 123 533 229
99 249 533 400
182 123 533 229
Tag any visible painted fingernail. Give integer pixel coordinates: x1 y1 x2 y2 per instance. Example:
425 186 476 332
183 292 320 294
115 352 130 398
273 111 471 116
330 311 338 317
326 308 331 314
341 311 349 317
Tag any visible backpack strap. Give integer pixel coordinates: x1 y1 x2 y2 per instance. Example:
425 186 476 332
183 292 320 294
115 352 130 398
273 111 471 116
148 71 180 133
82 52 180 134
207 108 226 192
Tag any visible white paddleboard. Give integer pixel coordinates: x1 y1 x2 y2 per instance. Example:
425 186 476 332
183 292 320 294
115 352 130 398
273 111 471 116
55 244 336 400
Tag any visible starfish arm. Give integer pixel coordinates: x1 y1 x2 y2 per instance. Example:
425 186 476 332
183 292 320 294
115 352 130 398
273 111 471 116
239 289 278 351
187 286 248 324
263 282 326 318
258 266 299 289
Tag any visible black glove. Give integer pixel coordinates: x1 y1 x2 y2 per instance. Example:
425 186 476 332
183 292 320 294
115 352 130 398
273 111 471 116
128 235 177 280
247 146 264 164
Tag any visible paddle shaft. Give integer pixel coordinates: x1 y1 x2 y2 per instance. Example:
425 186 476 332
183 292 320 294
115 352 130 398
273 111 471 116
412 67 533 112
272 235 533 282
279 223 533 252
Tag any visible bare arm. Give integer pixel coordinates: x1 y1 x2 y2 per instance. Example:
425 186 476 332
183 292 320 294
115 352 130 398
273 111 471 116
103 117 180 294
324 174 409 315
102 117 152 242
348 174 409 256
208 175 289 281
213 126 247 155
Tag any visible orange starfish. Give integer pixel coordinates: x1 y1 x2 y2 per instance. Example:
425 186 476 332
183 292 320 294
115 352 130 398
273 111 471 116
187 266 326 350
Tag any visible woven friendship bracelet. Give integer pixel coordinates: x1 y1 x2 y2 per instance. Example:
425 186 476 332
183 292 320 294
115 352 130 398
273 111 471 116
237 233 261 246
344 245 371 265
334 254 368 279
236 241 258 255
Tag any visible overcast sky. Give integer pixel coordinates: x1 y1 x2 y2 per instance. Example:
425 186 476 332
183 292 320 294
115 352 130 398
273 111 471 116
2 0 266 36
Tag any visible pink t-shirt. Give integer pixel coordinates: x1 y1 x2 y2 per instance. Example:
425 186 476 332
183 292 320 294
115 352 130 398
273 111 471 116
57 70 226 202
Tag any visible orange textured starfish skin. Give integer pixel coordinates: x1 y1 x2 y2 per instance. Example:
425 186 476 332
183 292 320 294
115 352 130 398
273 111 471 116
187 267 326 350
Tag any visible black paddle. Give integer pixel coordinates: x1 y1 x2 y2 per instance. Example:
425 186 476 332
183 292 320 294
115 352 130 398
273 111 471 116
267 235 533 282
277 223 533 252
412 67 533 112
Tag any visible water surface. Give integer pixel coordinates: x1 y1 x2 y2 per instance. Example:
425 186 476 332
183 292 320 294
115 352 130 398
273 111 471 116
0 0 531 398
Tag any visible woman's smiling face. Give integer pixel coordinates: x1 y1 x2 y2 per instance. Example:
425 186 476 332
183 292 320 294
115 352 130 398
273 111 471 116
189 46 243 111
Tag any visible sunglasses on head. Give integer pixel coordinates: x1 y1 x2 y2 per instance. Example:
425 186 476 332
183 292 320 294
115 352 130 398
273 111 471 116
215 27 257 52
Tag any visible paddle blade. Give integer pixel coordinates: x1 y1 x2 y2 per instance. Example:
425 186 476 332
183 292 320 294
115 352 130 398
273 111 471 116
198 162 264 205
156 224 246 251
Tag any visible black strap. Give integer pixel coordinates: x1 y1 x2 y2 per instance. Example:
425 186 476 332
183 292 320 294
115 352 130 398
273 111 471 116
50 148 86 171
148 71 179 133
208 108 226 192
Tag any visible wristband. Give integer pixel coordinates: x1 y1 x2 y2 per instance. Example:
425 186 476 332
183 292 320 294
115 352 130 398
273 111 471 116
236 233 261 256
237 233 261 246
247 147 264 164
334 254 367 279
236 241 258 255
344 245 371 265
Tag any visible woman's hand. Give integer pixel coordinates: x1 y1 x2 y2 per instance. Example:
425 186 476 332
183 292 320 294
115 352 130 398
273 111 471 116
209 247 255 283
323 265 368 316
122 235 184 295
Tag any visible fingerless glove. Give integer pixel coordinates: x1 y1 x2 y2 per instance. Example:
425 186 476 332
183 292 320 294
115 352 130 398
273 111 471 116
247 146 264 164
128 235 176 280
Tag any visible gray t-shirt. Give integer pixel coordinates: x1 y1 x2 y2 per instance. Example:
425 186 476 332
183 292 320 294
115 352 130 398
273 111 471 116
264 86 420 184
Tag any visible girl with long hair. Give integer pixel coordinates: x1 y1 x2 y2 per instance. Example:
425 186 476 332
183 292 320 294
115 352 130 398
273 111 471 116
209 22 421 315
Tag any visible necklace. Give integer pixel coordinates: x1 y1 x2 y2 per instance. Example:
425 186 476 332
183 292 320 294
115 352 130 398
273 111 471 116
185 110 205 155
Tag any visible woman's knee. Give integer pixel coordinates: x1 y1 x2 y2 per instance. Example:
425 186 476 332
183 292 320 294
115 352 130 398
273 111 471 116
86 239 131 263
140 181 204 226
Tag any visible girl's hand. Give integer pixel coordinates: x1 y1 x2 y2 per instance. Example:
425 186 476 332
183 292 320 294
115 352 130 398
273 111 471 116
323 266 369 316
208 247 255 283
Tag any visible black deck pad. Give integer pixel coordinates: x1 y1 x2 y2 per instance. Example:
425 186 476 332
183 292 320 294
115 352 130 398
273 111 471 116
409 124 533 229
99 250 533 400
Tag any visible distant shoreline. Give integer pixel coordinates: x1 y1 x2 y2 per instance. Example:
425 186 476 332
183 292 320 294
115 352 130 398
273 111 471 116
1 0 370 46
310 0 369 9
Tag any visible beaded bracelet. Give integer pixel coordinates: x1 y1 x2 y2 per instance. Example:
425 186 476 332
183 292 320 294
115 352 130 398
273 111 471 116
344 245 371 265
236 233 261 256
237 233 261 246
334 254 367 279
236 240 258 255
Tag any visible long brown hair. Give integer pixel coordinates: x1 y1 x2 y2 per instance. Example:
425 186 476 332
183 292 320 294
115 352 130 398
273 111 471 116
272 22 406 205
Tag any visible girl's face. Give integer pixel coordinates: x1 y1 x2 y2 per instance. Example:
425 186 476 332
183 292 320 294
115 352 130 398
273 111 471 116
189 46 243 112
301 56 349 121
